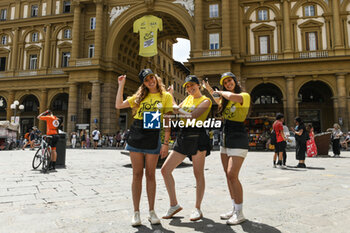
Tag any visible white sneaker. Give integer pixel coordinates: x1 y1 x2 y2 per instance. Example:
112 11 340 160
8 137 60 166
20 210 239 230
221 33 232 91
131 211 141 226
163 204 183 219
148 210 161 224
189 208 203 221
226 210 246 225
220 209 234 220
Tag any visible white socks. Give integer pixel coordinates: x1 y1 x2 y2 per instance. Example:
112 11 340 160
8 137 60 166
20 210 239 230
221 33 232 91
234 203 243 211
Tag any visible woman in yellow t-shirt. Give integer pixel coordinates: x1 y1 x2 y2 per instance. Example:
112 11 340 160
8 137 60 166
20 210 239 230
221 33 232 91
204 72 250 225
161 75 212 222
115 68 173 226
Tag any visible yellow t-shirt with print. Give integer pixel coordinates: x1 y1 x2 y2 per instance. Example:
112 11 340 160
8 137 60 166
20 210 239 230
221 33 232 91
127 92 173 120
133 15 163 57
222 92 250 122
180 95 212 123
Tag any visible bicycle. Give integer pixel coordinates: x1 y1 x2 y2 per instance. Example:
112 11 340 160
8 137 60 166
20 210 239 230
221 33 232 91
32 135 52 172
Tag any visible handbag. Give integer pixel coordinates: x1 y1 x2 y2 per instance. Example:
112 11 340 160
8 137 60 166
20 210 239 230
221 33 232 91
127 120 160 150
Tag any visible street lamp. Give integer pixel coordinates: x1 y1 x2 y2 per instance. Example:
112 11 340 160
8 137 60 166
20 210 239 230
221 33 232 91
10 100 24 124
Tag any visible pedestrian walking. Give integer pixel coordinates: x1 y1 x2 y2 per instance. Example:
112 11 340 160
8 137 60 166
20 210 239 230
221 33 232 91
291 117 308 168
161 75 212 222
80 130 86 149
204 72 250 225
71 132 77 149
327 123 343 157
306 124 317 157
115 69 173 226
92 128 101 149
272 113 287 167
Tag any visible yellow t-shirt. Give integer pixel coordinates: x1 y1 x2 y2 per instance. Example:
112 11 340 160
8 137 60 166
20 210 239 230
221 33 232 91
133 15 163 57
180 95 212 123
127 92 173 120
222 92 250 122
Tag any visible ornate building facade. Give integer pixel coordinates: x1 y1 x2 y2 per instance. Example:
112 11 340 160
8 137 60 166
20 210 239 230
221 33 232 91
0 0 349 137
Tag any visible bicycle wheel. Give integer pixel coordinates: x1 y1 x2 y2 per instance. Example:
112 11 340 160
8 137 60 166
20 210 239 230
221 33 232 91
32 148 42 169
42 149 51 172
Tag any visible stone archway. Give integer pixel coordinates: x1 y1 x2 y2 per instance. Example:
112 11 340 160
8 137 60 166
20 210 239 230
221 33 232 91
298 81 334 132
250 83 284 117
19 94 40 135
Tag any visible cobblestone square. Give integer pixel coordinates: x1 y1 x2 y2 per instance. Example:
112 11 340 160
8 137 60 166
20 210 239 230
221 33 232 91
0 149 349 233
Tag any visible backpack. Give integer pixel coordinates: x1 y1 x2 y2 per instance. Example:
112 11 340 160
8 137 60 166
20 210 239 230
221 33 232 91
270 130 277 145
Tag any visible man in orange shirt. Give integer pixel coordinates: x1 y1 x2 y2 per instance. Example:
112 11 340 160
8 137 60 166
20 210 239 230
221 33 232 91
37 110 60 170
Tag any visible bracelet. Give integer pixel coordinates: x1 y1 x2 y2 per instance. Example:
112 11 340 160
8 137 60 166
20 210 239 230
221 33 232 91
163 143 169 146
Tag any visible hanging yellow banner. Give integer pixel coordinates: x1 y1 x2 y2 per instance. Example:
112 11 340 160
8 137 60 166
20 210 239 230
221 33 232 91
133 15 163 57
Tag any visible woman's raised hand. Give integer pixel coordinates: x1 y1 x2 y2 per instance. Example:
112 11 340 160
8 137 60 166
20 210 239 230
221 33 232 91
118 75 126 86
167 84 174 95
202 80 213 94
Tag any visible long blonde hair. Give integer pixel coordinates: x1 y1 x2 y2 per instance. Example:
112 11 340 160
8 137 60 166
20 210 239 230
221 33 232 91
133 74 166 108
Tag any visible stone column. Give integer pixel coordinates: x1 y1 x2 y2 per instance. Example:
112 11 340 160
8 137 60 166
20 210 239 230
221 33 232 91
231 0 240 55
38 89 48 132
15 1 21 19
90 81 101 130
43 24 51 68
94 0 103 59
332 0 343 50
67 82 78 138
336 73 348 130
6 91 15 121
11 28 19 70
194 0 203 51
283 0 293 56
222 0 230 49
333 97 339 125
71 2 81 59
286 76 296 127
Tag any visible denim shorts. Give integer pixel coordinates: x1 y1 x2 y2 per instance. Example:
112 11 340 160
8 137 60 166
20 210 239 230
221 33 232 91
125 138 161 155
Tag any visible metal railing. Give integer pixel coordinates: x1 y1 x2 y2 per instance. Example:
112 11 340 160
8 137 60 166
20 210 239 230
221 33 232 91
202 50 222 57
299 51 329 59
250 54 278 62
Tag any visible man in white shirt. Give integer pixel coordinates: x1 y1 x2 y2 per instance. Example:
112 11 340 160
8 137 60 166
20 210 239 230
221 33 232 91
92 128 101 149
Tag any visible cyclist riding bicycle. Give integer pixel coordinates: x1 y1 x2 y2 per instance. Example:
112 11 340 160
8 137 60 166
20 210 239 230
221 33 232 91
37 110 60 170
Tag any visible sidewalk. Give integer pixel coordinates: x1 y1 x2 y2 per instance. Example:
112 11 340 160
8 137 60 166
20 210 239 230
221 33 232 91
0 149 349 233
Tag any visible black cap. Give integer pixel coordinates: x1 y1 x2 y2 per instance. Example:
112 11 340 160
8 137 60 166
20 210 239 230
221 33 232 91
183 75 200 87
138 69 154 83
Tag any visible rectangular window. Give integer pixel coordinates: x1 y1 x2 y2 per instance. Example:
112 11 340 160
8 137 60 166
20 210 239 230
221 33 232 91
62 52 70 67
0 57 6 71
88 44 94 58
29 54 37 69
31 5 38 17
1 35 7 45
32 32 38 42
64 29 71 39
258 9 268 21
259 36 270 54
306 32 317 51
0 9 7 21
209 33 220 50
209 4 219 18
90 17 96 30
63 1 71 13
304 5 315 17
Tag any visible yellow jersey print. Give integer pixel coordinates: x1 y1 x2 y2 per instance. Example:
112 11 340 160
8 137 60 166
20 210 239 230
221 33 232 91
133 15 163 57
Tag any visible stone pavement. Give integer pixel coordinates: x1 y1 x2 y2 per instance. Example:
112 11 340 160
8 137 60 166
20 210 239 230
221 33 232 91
0 148 349 233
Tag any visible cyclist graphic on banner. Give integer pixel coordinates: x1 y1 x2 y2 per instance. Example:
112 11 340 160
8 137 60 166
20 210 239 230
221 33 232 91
133 15 163 57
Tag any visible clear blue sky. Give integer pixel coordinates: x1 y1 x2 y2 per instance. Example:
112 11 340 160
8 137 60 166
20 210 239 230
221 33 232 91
173 38 190 63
